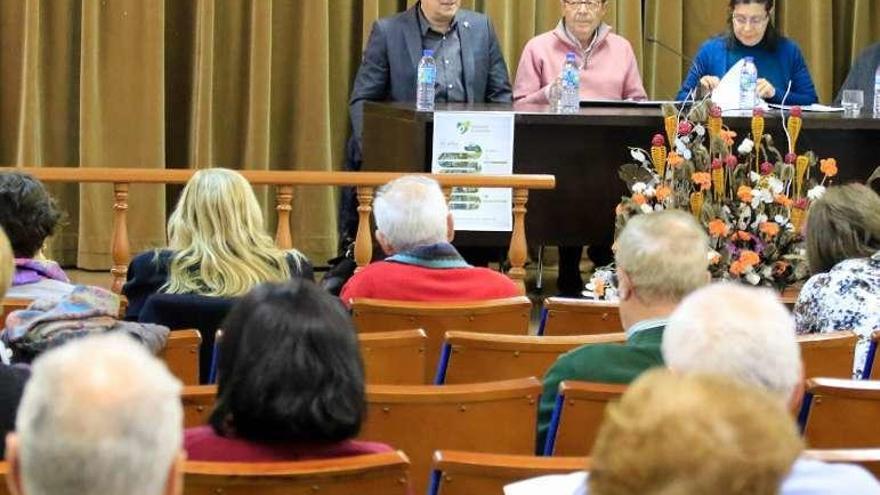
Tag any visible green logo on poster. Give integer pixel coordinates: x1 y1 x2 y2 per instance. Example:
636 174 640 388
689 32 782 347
456 121 471 134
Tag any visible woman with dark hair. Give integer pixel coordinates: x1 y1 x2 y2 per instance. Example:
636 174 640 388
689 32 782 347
795 184 880 378
0 172 73 300
676 0 817 105
184 279 392 461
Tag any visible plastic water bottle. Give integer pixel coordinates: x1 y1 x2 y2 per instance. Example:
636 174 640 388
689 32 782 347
560 52 580 114
416 50 436 112
873 65 880 116
739 57 758 110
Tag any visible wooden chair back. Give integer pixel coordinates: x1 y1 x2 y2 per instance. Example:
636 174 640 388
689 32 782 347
360 378 541 494
430 450 588 495
539 298 622 336
351 297 531 382
864 331 880 379
1 298 32 327
805 449 880 479
0 462 8 495
359 329 427 385
181 385 217 428
437 331 626 384
802 378 880 448
158 329 202 385
544 381 627 456
798 331 858 379
183 451 411 495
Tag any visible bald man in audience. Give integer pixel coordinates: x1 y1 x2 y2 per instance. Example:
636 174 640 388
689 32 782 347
536 210 709 450
340 175 520 303
510 283 880 494
5 334 185 495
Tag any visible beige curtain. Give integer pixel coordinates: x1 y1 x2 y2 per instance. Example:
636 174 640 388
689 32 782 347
0 0 875 269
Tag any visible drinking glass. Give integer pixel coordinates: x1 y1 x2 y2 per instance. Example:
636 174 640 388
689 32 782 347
842 89 864 116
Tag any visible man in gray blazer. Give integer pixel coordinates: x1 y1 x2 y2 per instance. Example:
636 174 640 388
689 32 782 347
339 0 513 260
349 0 513 144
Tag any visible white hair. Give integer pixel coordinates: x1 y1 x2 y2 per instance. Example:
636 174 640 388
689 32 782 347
616 210 709 302
373 175 448 252
662 283 802 402
16 334 183 495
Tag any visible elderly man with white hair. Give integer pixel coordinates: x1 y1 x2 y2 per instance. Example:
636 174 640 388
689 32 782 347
536 210 710 449
5 334 185 495
340 175 519 303
507 283 880 495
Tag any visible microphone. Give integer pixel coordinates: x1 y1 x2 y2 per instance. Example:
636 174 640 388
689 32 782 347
645 36 693 64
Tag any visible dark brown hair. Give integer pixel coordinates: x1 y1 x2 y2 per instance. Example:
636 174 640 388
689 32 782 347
0 172 62 258
806 184 880 274
727 0 779 50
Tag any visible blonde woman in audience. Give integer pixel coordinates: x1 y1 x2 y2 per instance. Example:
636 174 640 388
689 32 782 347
0 227 31 458
123 168 313 320
0 172 73 301
510 370 802 495
794 184 880 378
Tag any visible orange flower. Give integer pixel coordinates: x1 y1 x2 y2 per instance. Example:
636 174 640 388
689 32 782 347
655 185 672 201
820 158 838 177
692 172 712 191
737 230 751 241
739 250 760 268
774 194 793 207
615 203 625 215
720 129 737 146
737 185 754 203
710 253 722 265
729 260 746 276
593 278 606 298
632 193 647 205
667 152 685 168
760 222 780 238
708 219 729 238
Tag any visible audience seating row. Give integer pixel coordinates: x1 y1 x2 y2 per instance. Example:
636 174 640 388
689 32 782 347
0 447 875 495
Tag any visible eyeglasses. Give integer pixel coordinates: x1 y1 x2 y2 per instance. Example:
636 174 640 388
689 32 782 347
563 0 605 10
732 14 770 27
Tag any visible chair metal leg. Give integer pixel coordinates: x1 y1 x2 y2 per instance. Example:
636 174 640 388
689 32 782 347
535 245 545 291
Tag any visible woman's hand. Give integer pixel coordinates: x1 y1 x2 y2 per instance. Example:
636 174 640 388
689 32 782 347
756 78 776 99
699 75 721 94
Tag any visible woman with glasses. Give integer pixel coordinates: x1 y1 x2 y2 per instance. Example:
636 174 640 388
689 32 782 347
676 0 817 105
513 0 646 104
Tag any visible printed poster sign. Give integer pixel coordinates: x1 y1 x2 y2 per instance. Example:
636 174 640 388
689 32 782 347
431 112 515 232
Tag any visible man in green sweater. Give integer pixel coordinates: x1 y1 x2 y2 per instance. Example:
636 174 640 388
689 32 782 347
538 210 710 451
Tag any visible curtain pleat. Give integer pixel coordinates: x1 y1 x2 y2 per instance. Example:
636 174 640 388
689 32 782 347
0 0 876 269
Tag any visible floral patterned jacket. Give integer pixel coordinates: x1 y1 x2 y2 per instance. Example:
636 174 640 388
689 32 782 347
794 252 880 378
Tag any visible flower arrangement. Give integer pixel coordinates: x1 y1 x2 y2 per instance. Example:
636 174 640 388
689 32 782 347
603 99 838 292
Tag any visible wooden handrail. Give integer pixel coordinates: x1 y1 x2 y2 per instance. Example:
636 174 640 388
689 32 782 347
3 167 556 188
2 167 556 294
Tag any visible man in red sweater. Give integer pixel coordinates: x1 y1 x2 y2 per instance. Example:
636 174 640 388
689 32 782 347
340 176 520 304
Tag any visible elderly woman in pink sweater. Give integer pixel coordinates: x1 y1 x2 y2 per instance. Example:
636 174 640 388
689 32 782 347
513 0 646 104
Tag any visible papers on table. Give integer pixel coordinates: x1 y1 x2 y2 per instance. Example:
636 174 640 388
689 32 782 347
711 58 769 112
768 103 844 113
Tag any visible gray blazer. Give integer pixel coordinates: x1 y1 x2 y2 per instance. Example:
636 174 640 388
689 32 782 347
834 42 880 106
349 4 513 142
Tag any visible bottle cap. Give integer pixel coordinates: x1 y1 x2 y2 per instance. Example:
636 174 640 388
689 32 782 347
566 52 576 61
422 49 434 57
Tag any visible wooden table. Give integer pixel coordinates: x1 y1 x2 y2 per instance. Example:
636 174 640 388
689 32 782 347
362 101 880 247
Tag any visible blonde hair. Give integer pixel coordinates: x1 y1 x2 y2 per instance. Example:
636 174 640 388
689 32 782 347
616 210 709 302
0 227 12 299
163 168 300 297
589 369 803 495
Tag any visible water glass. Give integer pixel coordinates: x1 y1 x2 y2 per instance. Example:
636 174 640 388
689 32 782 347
842 89 864 116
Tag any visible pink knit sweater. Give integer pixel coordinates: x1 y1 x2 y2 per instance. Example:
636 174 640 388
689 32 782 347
513 22 647 104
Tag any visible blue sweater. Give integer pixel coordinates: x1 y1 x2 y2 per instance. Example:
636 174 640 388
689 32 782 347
676 36 818 105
